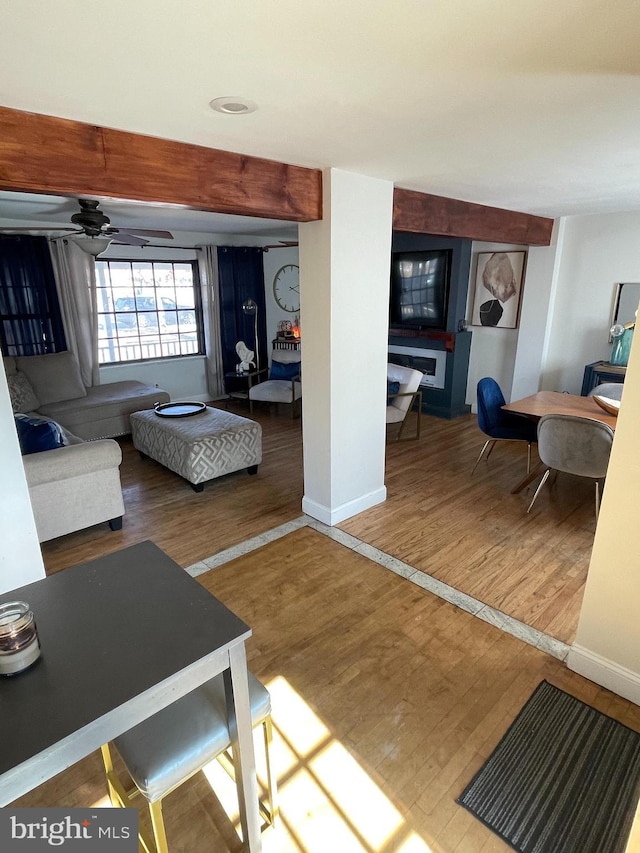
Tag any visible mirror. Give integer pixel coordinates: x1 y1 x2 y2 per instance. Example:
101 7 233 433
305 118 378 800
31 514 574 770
610 282 640 339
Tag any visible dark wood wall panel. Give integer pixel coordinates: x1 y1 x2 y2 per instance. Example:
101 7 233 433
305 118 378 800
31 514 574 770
393 188 554 246
0 106 322 222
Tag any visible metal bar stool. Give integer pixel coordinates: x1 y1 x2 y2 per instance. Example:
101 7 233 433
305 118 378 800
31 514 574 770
101 671 278 853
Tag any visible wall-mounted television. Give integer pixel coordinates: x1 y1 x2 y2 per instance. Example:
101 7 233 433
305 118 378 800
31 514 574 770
389 249 451 331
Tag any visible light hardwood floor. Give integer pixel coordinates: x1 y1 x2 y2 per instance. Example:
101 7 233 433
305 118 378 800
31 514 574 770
16 526 640 852
43 403 597 646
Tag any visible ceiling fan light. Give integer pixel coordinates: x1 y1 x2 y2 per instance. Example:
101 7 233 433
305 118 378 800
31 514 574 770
73 235 112 256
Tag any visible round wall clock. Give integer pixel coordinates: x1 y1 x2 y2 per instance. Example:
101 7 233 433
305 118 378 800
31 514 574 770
273 264 300 313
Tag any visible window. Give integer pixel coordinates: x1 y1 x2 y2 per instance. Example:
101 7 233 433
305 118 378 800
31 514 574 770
95 260 203 364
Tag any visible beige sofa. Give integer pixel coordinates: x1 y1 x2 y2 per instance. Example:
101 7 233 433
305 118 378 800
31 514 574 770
4 351 170 440
23 435 125 542
4 350 168 541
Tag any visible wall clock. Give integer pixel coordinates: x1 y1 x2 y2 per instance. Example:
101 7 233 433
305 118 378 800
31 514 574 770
273 264 300 312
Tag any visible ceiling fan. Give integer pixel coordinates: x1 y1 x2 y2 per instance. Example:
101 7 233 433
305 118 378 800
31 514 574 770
0 198 174 254
263 240 298 251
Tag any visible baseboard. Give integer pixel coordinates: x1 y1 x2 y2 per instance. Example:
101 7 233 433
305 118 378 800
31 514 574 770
567 644 640 704
302 486 387 526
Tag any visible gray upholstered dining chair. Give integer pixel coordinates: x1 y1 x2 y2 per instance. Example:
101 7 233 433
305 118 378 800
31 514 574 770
588 382 624 401
101 671 278 853
526 413 614 518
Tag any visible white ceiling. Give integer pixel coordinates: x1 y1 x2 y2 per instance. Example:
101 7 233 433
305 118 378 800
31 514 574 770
2 0 640 229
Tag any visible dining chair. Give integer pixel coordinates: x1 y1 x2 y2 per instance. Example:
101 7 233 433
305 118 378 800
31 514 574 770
588 382 624 401
386 363 423 441
526 413 614 518
472 377 538 475
101 671 278 853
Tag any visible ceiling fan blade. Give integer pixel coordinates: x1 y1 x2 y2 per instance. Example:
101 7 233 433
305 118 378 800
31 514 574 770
263 241 299 250
108 227 174 239
110 232 149 247
0 227 81 233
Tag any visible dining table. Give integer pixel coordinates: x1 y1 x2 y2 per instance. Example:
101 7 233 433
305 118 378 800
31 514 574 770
0 540 263 852
501 390 618 493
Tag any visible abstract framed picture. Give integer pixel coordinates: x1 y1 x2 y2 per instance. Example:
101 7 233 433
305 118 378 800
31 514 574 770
471 251 527 328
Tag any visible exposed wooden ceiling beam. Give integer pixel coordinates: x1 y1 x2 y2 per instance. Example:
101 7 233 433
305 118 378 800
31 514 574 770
0 106 554 244
393 188 554 246
0 106 322 223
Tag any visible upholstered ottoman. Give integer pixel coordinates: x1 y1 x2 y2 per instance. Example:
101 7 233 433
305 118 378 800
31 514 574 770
130 407 262 492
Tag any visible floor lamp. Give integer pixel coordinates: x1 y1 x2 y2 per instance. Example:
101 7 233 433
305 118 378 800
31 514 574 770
242 298 260 372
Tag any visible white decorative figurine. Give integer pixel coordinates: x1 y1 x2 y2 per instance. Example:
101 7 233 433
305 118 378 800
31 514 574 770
235 340 255 372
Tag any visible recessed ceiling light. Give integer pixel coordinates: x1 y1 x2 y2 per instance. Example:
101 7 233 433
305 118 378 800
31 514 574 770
209 97 257 115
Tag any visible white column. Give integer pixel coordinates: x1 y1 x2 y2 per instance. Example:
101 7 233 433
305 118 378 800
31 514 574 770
299 169 393 525
0 361 45 594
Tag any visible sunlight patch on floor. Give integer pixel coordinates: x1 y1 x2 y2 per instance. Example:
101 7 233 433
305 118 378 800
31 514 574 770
202 675 434 852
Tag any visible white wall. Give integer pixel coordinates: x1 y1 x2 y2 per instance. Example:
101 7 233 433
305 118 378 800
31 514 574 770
465 242 527 409
541 212 640 393
0 359 45 594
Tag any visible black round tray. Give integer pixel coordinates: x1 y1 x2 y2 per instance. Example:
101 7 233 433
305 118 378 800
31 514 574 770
154 401 207 418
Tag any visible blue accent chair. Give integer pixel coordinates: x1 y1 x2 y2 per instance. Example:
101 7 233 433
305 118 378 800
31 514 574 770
472 377 538 476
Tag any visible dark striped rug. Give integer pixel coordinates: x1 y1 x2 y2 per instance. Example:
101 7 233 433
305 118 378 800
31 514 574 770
457 680 640 853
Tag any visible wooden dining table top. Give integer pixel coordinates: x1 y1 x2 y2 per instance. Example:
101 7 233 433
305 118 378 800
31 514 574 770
502 390 618 430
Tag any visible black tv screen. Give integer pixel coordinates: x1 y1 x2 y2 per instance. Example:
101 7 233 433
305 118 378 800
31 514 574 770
389 249 451 330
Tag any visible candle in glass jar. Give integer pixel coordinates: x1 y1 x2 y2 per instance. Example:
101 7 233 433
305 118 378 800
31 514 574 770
0 600 41 676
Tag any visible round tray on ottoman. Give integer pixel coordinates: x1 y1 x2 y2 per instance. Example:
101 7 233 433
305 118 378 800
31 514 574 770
154 401 206 418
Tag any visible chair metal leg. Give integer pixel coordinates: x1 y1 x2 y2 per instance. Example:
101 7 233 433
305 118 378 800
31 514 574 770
527 442 532 474
527 468 551 513
148 801 169 853
595 480 601 520
263 717 279 825
471 439 495 476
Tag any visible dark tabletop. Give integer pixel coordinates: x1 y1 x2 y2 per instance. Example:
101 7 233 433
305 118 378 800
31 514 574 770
0 541 250 778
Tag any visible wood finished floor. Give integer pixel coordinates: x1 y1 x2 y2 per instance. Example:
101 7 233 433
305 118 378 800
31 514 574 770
43 403 597 645
16 527 640 852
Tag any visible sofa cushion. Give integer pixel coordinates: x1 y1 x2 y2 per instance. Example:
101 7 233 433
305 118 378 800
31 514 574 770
3 356 17 377
387 380 400 405
16 351 87 405
14 413 67 455
38 380 170 441
8 371 40 413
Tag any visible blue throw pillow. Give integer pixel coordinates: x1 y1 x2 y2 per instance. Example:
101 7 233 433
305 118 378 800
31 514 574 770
14 414 66 455
270 360 300 381
387 380 400 405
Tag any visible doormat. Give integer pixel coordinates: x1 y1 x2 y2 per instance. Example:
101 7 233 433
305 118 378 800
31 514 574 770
457 680 640 853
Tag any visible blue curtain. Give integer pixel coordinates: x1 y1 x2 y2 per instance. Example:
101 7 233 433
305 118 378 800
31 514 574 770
217 246 267 387
0 235 67 356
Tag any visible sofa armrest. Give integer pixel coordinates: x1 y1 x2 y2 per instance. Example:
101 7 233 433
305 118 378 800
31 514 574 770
23 440 123 487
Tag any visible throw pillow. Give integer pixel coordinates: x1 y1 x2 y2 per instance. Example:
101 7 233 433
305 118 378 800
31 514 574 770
270 360 300 381
15 351 87 405
14 414 67 455
387 380 400 405
8 371 40 413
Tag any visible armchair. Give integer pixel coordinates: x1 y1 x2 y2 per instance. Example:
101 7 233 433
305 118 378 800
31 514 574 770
249 348 301 417
386 363 423 441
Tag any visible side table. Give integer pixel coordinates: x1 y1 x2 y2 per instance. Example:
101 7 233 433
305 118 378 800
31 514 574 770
224 369 268 405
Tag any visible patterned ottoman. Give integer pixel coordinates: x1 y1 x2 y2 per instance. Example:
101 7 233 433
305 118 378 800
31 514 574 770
130 406 262 492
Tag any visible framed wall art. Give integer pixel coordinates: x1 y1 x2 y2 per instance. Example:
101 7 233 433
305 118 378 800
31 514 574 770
471 251 527 329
